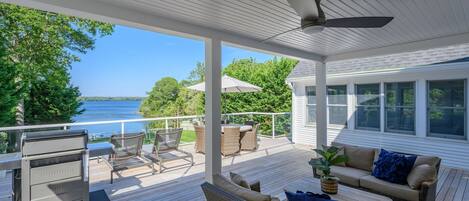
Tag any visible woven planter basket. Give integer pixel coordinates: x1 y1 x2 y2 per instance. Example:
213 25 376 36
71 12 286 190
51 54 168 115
321 178 338 194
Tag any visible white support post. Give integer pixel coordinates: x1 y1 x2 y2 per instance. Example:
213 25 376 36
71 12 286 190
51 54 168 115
380 82 385 133
347 82 355 130
416 79 427 137
204 37 222 183
272 114 275 139
165 119 169 130
315 61 327 148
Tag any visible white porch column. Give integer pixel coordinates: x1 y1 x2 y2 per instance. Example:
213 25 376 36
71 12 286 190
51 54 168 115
204 38 222 183
415 79 427 137
315 61 327 148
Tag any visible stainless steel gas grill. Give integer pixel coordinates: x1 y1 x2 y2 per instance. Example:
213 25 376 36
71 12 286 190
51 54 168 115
19 129 89 201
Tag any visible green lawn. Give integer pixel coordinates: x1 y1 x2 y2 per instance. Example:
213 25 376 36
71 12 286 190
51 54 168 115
181 130 196 143
88 130 197 144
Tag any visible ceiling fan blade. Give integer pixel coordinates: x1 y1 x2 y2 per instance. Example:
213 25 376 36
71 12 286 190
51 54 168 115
262 27 301 42
325 17 393 28
287 0 319 18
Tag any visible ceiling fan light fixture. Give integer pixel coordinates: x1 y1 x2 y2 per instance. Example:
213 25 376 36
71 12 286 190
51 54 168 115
302 25 325 34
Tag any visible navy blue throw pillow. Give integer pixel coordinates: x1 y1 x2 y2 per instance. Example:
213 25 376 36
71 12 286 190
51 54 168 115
372 149 417 184
285 190 334 201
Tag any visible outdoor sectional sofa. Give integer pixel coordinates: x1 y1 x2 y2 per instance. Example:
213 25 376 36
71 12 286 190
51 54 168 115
313 142 441 201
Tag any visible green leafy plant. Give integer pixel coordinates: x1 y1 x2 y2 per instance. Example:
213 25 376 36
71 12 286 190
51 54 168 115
0 132 8 154
309 145 348 180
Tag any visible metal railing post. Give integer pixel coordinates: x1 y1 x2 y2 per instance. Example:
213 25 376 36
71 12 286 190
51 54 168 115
120 122 125 137
272 114 275 139
165 119 169 130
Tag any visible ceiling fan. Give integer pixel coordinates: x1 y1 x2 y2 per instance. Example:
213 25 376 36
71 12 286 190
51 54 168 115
262 0 393 42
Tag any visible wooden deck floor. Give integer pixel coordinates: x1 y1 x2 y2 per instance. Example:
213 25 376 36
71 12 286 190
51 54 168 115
1 137 469 201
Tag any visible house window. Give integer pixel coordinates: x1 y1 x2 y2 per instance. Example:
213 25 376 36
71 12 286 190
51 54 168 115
327 85 347 127
428 79 466 139
385 82 415 134
355 84 380 130
306 86 316 124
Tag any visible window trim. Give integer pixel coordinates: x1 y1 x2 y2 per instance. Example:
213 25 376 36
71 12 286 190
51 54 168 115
355 83 381 131
305 86 316 125
384 81 416 135
426 79 467 140
305 85 349 128
327 85 348 128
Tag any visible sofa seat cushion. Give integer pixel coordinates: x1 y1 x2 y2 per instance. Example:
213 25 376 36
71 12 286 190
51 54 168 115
360 175 419 201
317 166 371 187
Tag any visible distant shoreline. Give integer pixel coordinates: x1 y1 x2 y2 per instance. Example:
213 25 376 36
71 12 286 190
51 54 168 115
79 97 145 101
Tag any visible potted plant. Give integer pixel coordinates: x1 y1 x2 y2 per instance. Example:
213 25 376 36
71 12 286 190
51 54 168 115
309 145 348 194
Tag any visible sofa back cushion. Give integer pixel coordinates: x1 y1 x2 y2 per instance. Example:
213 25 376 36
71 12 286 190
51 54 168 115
230 172 251 189
407 164 437 189
413 156 441 168
213 174 272 201
343 144 377 171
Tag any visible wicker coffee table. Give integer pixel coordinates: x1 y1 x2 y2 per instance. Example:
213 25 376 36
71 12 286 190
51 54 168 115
283 177 392 201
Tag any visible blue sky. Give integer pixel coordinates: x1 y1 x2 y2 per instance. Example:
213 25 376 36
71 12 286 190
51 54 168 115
70 25 273 97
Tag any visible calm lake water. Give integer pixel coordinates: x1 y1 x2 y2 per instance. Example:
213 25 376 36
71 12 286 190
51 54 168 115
72 100 146 138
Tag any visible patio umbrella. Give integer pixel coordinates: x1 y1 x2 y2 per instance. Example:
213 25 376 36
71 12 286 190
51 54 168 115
187 75 262 93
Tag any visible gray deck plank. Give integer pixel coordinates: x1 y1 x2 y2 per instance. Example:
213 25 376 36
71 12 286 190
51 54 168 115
1 137 468 201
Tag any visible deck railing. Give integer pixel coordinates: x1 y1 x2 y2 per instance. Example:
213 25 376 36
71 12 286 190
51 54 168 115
0 112 290 152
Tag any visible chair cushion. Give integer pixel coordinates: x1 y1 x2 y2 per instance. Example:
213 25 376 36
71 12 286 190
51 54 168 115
230 172 251 189
343 144 376 171
372 149 416 185
407 164 437 190
213 174 272 201
360 175 419 201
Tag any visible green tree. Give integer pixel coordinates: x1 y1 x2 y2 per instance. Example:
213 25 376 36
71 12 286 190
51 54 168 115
0 3 114 125
140 77 180 117
0 43 19 127
222 57 297 113
25 77 84 124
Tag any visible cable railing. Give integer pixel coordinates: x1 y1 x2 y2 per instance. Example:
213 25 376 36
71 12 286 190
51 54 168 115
0 112 291 153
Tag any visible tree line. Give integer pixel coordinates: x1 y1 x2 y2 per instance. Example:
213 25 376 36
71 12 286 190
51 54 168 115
139 58 297 132
0 3 114 152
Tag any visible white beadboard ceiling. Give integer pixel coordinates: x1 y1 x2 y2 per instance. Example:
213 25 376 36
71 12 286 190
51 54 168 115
99 0 469 54
8 0 469 61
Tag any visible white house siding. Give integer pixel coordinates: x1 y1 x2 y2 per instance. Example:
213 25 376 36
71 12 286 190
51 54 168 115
289 62 469 169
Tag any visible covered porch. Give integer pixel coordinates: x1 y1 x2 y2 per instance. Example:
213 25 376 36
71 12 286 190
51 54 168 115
2 0 469 200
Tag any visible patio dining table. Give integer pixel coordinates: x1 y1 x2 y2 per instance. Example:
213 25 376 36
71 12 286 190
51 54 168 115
221 124 252 133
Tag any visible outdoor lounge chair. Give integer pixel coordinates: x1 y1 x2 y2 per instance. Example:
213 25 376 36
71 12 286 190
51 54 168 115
146 128 193 173
104 133 155 184
194 125 205 153
240 123 259 151
221 126 241 156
